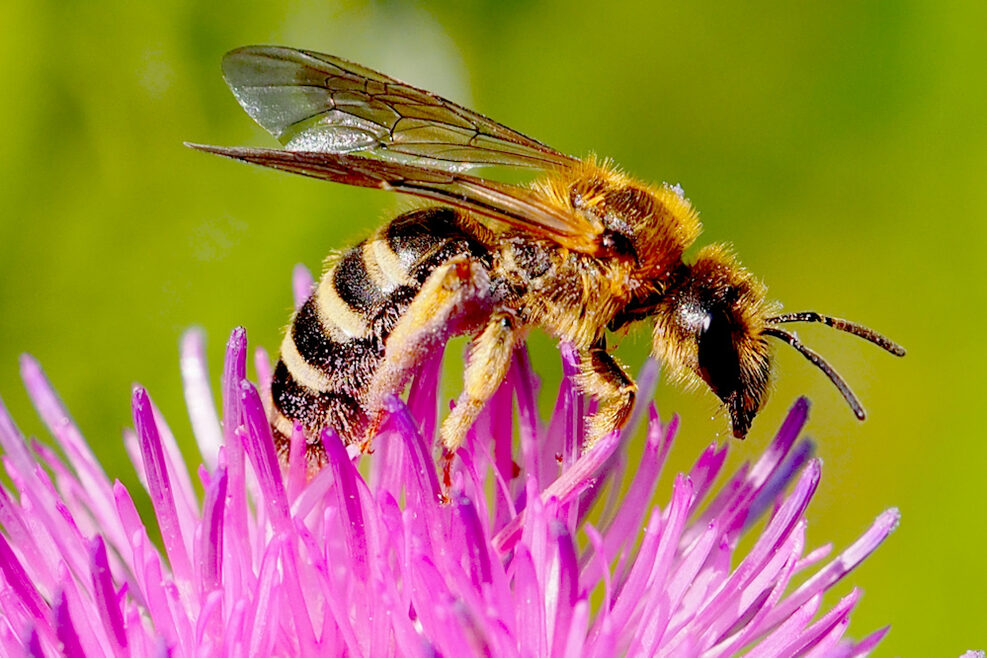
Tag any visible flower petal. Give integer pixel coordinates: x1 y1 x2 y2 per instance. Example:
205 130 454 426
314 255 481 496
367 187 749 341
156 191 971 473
132 387 192 585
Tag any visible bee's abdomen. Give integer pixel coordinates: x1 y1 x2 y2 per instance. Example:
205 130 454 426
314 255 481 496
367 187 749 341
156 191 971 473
270 208 485 463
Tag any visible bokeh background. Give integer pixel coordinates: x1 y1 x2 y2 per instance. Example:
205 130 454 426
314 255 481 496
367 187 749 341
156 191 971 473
1 1 984 653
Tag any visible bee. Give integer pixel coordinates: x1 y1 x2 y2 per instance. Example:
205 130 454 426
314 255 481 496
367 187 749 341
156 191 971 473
190 46 905 472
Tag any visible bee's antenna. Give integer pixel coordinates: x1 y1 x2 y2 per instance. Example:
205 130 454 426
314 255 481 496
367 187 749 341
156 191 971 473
762 326 867 420
766 312 906 356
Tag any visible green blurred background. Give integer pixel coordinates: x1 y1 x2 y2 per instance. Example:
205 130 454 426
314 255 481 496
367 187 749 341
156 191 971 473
1 0 984 652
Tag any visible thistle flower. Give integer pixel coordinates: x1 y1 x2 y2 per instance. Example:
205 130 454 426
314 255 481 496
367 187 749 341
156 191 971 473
0 271 899 656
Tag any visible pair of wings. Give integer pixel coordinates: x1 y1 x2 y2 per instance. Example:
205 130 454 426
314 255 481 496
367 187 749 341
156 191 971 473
189 46 607 255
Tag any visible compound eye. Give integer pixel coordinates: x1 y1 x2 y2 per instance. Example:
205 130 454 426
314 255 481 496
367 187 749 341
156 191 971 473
697 309 741 400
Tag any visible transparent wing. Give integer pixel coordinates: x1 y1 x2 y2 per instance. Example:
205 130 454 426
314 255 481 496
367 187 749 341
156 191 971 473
188 144 605 254
221 45 578 172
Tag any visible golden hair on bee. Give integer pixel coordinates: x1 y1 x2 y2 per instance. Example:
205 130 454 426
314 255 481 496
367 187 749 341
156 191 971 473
189 45 905 472
648 244 778 436
535 157 702 282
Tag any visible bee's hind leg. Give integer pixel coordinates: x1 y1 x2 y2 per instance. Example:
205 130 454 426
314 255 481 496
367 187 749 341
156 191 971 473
364 256 490 440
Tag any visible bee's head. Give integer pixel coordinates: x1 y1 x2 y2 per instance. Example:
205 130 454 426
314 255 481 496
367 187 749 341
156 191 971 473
651 245 906 438
651 245 772 437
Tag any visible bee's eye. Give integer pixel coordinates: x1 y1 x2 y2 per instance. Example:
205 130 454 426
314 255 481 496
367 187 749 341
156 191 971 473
697 309 741 399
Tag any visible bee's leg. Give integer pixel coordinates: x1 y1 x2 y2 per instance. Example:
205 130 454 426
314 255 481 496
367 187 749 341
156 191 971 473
439 313 521 459
364 255 490 442
575 341 637 448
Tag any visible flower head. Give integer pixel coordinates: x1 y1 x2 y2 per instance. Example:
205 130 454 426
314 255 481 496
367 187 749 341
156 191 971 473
0 271 898 656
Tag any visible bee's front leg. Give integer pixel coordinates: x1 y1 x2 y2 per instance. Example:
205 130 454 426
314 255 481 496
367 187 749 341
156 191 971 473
575 341 637 448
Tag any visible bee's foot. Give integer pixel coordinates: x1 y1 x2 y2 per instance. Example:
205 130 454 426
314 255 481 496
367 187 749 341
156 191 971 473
439 449 456 503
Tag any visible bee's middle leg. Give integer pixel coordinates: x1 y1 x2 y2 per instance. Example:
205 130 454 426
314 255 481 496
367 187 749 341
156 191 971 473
439 313 521 456
575 342 637 448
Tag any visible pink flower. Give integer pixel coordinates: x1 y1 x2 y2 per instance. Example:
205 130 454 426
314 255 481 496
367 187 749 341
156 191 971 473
0 268 899 656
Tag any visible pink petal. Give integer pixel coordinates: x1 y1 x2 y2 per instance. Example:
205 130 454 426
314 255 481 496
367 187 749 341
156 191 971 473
88 536 128 656
238 380 290 531
132 387 192 585
53 587 86 658
292 263 315 310
180 329 223 469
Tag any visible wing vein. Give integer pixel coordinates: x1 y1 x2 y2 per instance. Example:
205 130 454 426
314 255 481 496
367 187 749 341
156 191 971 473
221 45 578 171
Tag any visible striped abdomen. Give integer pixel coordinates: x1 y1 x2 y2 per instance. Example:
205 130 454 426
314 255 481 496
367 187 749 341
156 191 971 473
270 207 489 464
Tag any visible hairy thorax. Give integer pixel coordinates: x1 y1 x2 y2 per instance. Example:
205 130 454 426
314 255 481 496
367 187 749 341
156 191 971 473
498 233 635 349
